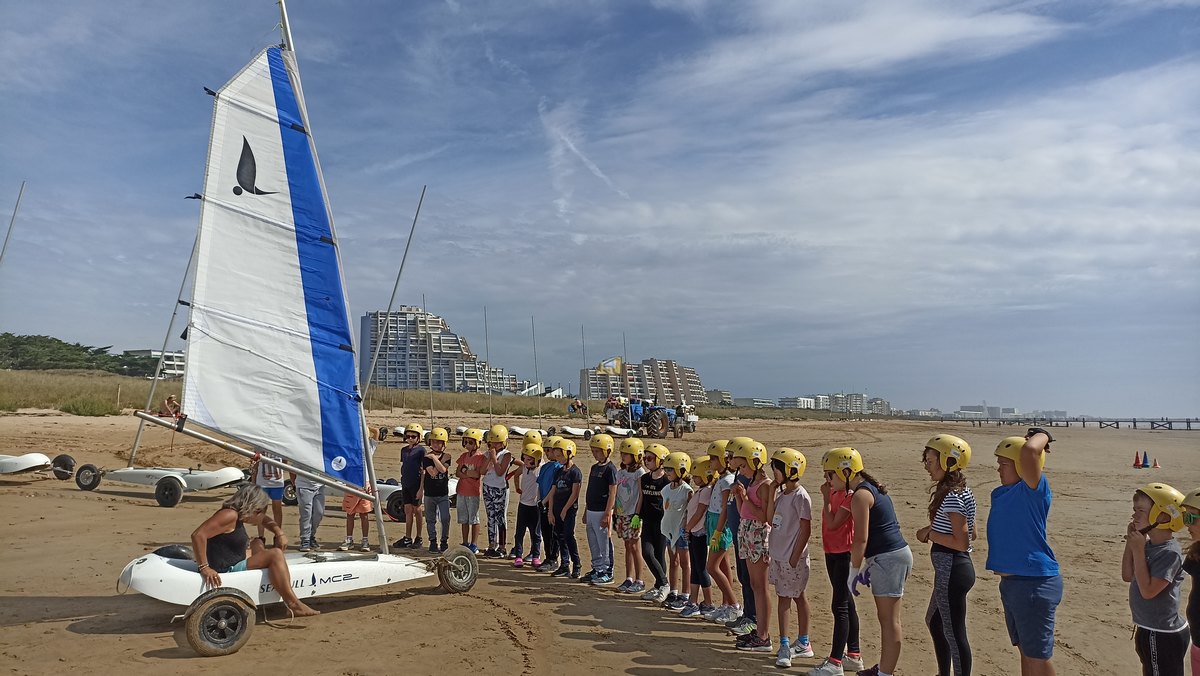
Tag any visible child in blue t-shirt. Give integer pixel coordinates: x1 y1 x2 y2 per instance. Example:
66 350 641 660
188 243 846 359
535 438 564 573
1123 483 1189 676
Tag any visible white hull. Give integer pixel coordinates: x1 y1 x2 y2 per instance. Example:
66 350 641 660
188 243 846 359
602 425 638 438
507 426 547 438
0 453 52 475
120 551 433 607
557 425 593 439
106 466 245 491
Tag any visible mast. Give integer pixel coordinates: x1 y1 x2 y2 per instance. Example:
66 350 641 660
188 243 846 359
0 180 26 271
484 306 493 425
531 315 541 420
424 294 435 431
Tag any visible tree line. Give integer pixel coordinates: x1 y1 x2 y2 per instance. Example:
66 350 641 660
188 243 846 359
0 333 160 377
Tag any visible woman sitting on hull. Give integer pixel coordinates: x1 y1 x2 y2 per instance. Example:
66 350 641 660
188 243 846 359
192 484 320 617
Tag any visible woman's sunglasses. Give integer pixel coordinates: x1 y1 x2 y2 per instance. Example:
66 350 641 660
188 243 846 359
1184 511 1199 526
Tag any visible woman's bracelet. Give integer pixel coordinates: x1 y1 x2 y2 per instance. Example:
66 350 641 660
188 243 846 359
198 563 210 570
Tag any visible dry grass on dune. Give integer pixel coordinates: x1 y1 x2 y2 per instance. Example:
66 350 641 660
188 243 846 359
0 369 181 416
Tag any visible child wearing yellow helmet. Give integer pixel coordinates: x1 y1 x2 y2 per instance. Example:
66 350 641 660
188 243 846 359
720 437 761 635
661 452 695 611
455 429 488 554
482 425 514 559
614 437 648 594
814 448 864 674
767 448 814 667
984 429 1060 672
637 442 672 600
510 443 545 568
1124 482 1189 674
1181 487 1200 673
680 457 715 618
730 438 775 653
916 435 977 676
533 441 565 572
704 440 740 625
547 437 583 578
420 428 453 553
845 448 911 676
582 434 619 585
398 423 428 550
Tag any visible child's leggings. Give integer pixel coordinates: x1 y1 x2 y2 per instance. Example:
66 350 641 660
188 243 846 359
422 495 450 544
539 503 559 561
688 533 711 588
585 510 613 573
640 515 668 588
824 552 861 660
1135 626 1189 676
513 503 541 559
296 484 325 543
926 548 975 676
555 506 580 568
483 485 509 548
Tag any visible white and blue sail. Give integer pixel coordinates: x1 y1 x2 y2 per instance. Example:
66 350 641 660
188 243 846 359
181 46 365 486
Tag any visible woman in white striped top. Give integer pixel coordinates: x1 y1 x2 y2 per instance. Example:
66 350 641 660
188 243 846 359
916 435 977 676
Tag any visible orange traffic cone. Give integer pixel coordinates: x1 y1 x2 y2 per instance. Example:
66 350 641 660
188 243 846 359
1152 458 1161 469
1133 452 1143 468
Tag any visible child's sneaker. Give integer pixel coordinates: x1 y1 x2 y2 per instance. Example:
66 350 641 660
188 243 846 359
360 538 371 552
578 570 596 583
551 565 571 577
661 591 679 606
298 539 312 553
842 655 865 672
591 571 614 585
792 640 815 659
466 543 478 554
509 547 521 559
413 536 423 549
777 637 793 668
530 557 542 569
484 547 502 558
649 585 670 603
337 537 353 551
568 567 581 579
429 541 439 554
855 666 879 676
665 596 689 612
679 602 701 618
536 559 557 572
736 633 773 652
395 535 413 548
728 617 757 636
439 539 448 553
806 659 845 676
513 557 525 568
627 580 646 594
696 602 716 618
616 579 633 593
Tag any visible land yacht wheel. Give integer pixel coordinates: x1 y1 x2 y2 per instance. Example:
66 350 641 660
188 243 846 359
155 476 185 508
51 454 76 480
184 592 255 657
75 464 102 491
437 545 478 593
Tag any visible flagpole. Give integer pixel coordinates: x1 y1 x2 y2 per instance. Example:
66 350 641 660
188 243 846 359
484 306 493 426
424 294 435 432
531 315 541 421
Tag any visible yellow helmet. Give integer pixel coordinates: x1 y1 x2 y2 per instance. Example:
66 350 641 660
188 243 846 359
522 430 543 446
1138 483 1186 532
691 457 712 486
771 447 807 481
994 436 1045 473
663 451 692 477
522 443 544 462
925 434 971 472
727 437 755 458
485 424 509 444
545 434 564 450
590 433 616 458
429 427 449 443
404 423 424 437
550 436 577 461
618 437 645 460
462 428 484 446
822 447 864 479
731 438 767 471
1182 487 1200 512
707 439 730 459
645 443 670 463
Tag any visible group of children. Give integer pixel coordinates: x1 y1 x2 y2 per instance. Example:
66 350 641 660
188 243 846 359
299 423 1199 676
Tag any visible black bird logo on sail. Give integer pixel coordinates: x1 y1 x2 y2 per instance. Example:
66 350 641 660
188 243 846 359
232 136 276 196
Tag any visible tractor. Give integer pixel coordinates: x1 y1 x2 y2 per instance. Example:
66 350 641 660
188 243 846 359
605 398 681 439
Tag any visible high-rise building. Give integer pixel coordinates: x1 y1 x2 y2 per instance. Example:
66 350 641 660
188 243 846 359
124 349 186 378
811 395 830 410
867 397 892 415
847 393 867 414
830 393 848 413
706 389 733 406
358 308 525 394
779 397 816 409
579 358 707 406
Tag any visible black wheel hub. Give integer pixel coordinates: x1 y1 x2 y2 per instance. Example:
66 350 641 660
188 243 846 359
200 602 247 647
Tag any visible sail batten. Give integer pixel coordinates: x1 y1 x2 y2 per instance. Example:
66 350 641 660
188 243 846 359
182 47 365 485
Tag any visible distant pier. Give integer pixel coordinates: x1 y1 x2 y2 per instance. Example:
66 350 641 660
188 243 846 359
939 417 1199 431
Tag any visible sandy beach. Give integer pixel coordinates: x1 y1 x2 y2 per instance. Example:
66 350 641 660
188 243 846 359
0 410 1196 675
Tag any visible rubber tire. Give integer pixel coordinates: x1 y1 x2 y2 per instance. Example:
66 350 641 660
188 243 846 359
51 454 76 480
184 593 255 657
282 480 298 507
155 476 185 508
673 424 683 439
582 429 593 440
75 463 102 491
437 545 478 593
647 409 670 439
545 426 556 436
385 491 405 521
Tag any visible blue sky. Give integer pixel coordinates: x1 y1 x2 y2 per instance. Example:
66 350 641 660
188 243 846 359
1 0 1197 417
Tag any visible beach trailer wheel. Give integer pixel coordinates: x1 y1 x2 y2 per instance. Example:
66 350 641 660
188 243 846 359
75 464 102 491
437 545 478 593
582 429 593 440
155 476 185 508
51 454 76 480
282 479 298 506
184 590 255 657
385 492 405 521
